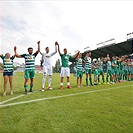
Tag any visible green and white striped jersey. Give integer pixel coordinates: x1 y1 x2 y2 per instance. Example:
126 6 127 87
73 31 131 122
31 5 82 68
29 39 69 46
76 58 83 71
85 57 92 69
1 54 14 72
21 53 38 70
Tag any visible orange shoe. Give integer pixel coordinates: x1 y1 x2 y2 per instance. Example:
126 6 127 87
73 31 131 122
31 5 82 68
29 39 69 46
60 86 63 90
67 85 71 89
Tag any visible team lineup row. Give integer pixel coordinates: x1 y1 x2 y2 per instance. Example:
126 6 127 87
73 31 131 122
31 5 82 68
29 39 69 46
0 41 133 96
73 53 133 87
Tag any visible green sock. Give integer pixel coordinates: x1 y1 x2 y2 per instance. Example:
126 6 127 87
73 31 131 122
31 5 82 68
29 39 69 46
110 77 112 82
102 76 105 83
86 78 88 86
119 75 122 80
123 75 125 80
106 76 108 82
89 77 92 85
24 85 28 91
125 75 127 80
98 76 100 83
30 84 34 91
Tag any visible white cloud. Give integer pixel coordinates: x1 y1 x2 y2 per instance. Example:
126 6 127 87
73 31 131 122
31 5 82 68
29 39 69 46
0 1 133 65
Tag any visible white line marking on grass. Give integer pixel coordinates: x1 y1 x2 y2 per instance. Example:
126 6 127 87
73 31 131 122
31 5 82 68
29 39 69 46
0 92 34 105
0 85 132 108
0 81 76 105
0 94 25 105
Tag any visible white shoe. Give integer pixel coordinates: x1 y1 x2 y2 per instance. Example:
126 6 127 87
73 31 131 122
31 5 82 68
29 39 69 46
10 91 13 95
48 87 52 90
3 92 6 96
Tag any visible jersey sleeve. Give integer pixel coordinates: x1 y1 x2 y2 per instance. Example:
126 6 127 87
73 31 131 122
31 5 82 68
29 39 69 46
10 56 15 60
21 54 26 58
33 52 38 57
1 54 5 60
50 45 57 57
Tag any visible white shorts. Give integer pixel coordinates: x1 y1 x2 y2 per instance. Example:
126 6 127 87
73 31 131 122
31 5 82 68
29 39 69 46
60 67 70 77
43 65 53 76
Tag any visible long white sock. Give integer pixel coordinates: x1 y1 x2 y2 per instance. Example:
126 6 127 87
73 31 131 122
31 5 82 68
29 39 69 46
48 75 52 87
42 75 46 88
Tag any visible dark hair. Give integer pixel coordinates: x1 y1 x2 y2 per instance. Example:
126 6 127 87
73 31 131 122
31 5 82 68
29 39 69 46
28 47 33 51
45 47 49 50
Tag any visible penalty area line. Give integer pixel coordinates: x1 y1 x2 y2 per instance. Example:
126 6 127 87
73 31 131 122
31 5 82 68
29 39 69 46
0 84 132 108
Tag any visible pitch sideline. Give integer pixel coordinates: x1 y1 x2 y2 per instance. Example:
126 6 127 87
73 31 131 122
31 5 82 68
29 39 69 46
0 84 132 108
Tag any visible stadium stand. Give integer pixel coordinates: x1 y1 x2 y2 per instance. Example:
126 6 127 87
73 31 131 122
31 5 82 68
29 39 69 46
83 39 132 59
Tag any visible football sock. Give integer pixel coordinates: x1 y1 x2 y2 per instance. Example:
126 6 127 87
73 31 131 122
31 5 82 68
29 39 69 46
102 76 105 83
89 77 92 85
86 78 88 86
30 84 34 91
48 76 52 87
106 76 108 82
98 76 100 83
24 85 28 91
42 75 46 88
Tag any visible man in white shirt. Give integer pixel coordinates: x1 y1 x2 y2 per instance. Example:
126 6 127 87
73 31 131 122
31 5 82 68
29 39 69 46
40 42 58 91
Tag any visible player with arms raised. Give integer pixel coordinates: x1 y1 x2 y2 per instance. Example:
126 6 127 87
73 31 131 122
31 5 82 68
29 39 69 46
40 42 58 91
15 41 40 94
57 42 79 90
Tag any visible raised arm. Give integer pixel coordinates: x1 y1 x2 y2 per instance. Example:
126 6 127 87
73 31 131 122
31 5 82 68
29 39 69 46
51 42 58 57
71 51 80 58
36 41 40 53
14 46 23 58
57 42 62 56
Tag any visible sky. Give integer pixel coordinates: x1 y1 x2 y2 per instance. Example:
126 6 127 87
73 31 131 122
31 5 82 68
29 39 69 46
0 0 133 66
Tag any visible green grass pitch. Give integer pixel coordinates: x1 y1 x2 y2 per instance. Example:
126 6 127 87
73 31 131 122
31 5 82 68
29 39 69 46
0 72 132 133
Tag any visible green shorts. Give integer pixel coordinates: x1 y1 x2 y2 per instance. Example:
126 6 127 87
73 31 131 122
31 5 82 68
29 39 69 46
112 69 118 75
127 70 131 74
118 69 123 75
24 69 35 79
76 70 83 78
85 69 92 74
123 70 128 75
98 69 104 75
107 70 112 76
94 69 98 76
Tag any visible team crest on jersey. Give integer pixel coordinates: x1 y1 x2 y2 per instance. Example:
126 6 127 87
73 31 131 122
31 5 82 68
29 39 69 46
29 56 33 59
46 55 50 58
79 59 82 63
5 59 10 62
65 56 68 59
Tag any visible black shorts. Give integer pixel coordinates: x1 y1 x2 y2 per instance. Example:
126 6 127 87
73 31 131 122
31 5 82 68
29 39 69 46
3 72 13 76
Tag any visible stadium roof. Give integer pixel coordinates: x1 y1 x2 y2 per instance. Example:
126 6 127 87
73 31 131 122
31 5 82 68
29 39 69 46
83 39 133 59
69 39 132 62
